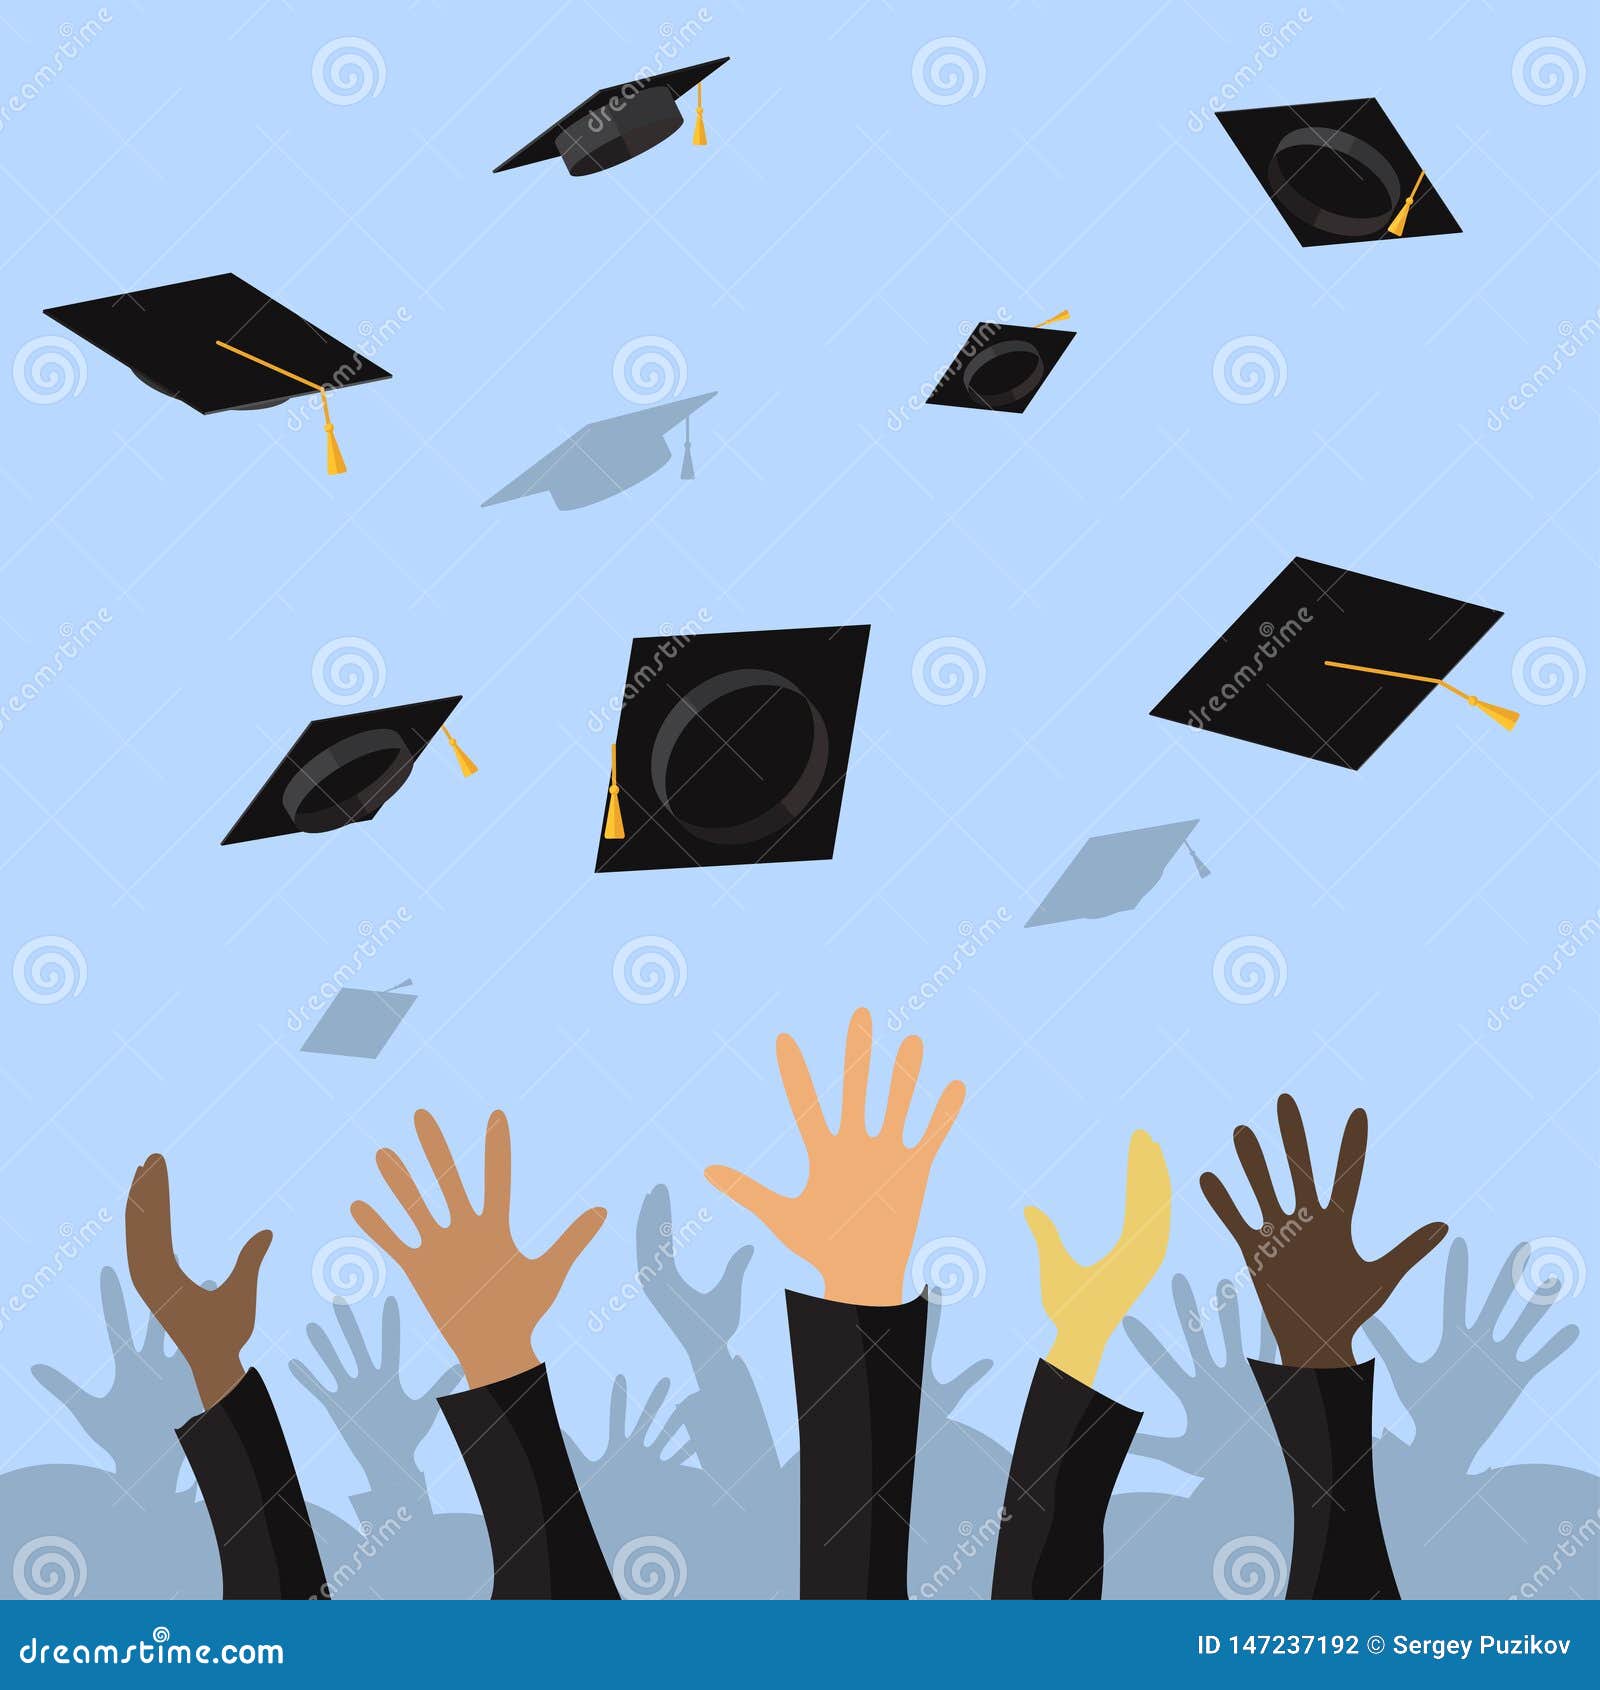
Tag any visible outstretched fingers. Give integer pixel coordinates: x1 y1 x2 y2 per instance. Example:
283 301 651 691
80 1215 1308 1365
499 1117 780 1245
1328 1107 1369 1218
884 1033 924 1144
1372 1220 1449 1300
839 1007 873 1135
350 1199 413 1268
775 1034 830 1152
704 1164 790 1240
913 1078 966 1165
414 1109 474 1221
1200 1170 1255 1257
538 1206 607 1287
1275 1094 1319 1215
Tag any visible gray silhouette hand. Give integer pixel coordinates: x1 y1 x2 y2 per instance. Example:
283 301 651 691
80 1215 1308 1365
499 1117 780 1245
636 1184 754 1376
921 1294 994 1425
289 1297 461 1504
1122 1273 1279 1484
1364 1238 1578 1475
570 1375 693 1484
32 1267 199 1487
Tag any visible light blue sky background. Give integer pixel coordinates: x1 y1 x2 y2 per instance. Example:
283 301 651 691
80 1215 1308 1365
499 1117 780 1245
0 0 1595 1520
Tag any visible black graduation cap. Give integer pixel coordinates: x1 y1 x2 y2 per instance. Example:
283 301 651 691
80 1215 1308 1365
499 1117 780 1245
43 273 391 473
1151 557 1515 770
494 56 730 175
222 697 474 846
596 625 870 872
1217 98 1459 247
927 313 1074 414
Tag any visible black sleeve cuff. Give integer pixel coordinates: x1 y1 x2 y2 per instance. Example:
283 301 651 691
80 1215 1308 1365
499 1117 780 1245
1250 1357 1398 1599
991 1358 1140 1600
438 1363 617 1599
786 1288 928 1599
175 1368 327 1600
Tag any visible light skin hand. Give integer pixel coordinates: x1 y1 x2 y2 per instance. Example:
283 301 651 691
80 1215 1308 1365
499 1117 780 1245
1201 1094 1448 1369
1025 1130 1171 1387
351 1109 606 1389
705 1007 965 1306
124 1154 273 1411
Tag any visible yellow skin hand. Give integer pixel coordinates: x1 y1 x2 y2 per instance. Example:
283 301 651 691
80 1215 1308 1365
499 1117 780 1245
1024 1130 1171 1387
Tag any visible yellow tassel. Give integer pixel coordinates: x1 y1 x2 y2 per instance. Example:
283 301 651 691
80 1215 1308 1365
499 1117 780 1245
442 726 478 777
1324 661 1518 732
321 390 347 476
691 84 707 146
1034 309 1072 327
216 340 350 475
1388 170 1425 238
604 743 625 838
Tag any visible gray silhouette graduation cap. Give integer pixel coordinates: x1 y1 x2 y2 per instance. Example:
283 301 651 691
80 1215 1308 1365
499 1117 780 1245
1026 821 1209 927
300 980 417 1058
482 392 714 511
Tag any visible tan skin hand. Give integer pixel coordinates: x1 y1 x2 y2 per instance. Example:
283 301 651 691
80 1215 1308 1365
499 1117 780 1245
124 1154 273 1410
351 1109 606 1389
1200 1094 1448 1370
705 1007 966 1306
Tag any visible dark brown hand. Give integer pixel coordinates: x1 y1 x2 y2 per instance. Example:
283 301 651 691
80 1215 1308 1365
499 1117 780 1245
1199 1094 1447 1369
124 1154 273 1408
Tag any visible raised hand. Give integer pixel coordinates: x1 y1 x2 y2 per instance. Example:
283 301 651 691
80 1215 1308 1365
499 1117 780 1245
289 1296 463 1502
1201 1094 1448 1369
635 1183 754 1376
705 1008 965 1305
1365 1238 1579 1474
31 1267 199 1483
125 1153 273 1408
568 1375 692 1485
351 1109 606 1388
1025 1130 1170 1385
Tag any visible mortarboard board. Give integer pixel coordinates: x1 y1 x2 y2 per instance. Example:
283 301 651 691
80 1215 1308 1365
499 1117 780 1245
43 273 391 474
301 981 417 1059
1027 820 1210 928
494 56 730 175
927 312 1074 414
596 625 870 873
482 393 714 510
222 697 475 846
1217 99 1458 246
1151 557 1515 770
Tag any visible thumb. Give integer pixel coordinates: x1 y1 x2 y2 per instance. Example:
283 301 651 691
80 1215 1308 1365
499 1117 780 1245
223 1230 274 1301
712 1242 756 1304
705 1166 789 1240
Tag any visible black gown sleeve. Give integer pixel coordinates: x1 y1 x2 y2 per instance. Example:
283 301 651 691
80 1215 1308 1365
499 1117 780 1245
1250 1357 1398 1599
990 1358 1141 1599
175 1368 327 1600
437 1363 617 1599
786 1288 928 1599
